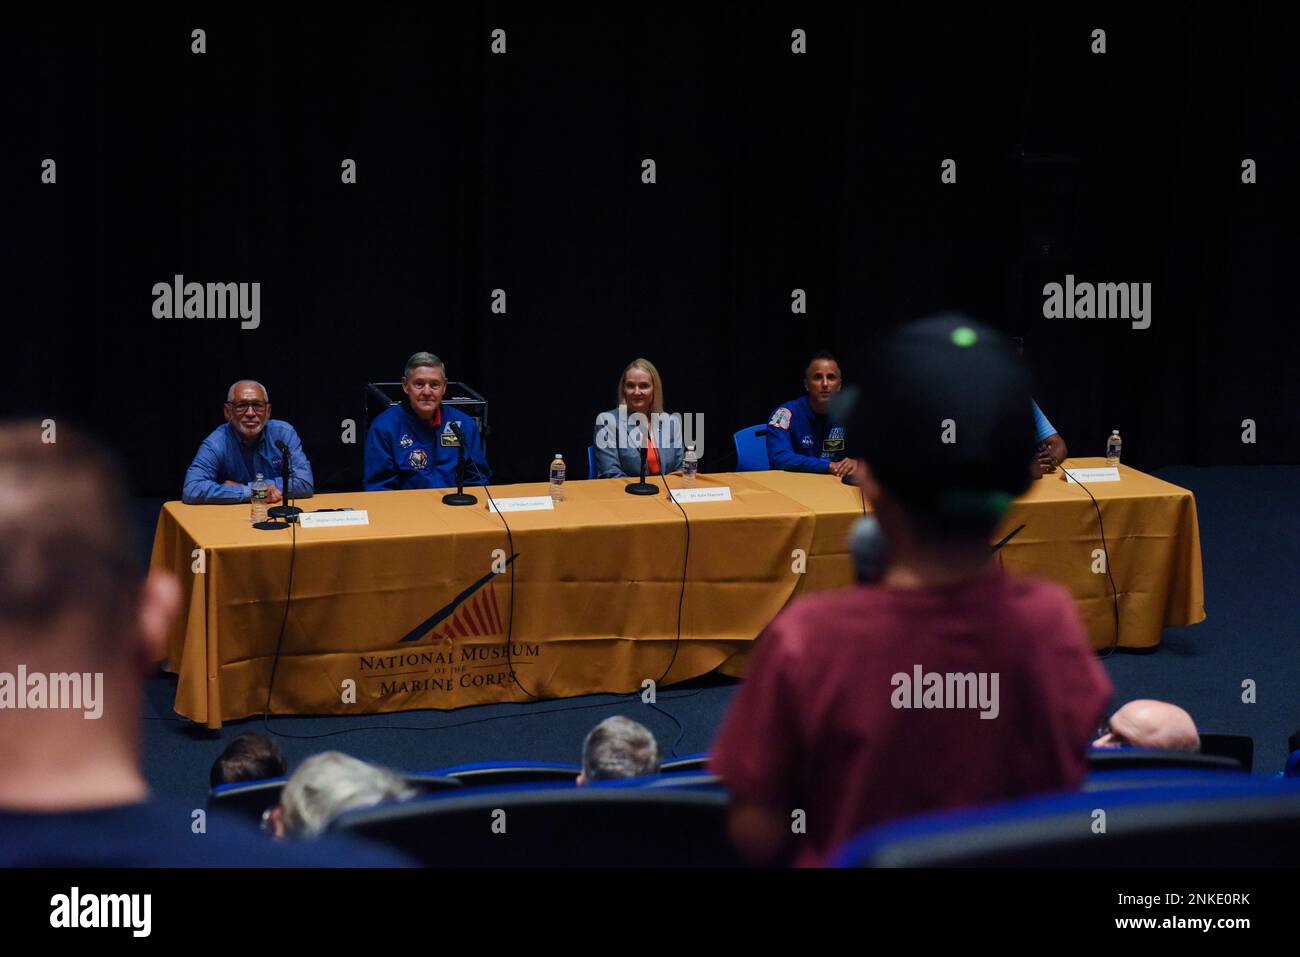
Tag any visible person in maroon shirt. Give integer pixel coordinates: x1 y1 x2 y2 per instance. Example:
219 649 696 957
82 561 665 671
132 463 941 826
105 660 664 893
711 315 1113 866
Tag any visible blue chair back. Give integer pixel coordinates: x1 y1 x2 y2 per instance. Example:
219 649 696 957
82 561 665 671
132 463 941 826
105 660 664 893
424 761 582 787
587 769 724 791
587 445 597 478
208 777 288 823
833 776 1300 867
1197 732 1254 771
332 784 740 866
208 772 461 824
1284 750 1300 777
733 425 769 471
1086 748 1246 775
660 752 710 773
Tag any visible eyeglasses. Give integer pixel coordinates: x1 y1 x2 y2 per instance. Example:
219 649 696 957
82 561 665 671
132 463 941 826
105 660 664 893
228 401 268 414
1094 721 1127 745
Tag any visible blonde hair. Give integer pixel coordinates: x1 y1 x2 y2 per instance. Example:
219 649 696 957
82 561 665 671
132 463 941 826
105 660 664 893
617 358 664 414
279 752 416 838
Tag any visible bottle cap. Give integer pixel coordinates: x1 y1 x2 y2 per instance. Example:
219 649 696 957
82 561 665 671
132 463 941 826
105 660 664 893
555 453 562 458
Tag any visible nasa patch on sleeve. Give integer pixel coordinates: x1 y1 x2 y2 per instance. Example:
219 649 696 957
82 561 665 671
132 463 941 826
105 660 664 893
769 407 792 430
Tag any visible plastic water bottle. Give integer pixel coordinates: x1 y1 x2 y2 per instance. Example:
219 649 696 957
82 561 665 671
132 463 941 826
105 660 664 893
1106 430 1122 466
683 445 699 486
250 473 269 523
549 453 565 502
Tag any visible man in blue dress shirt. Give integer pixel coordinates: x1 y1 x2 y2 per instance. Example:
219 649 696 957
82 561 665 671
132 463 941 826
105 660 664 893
765 352 856 480
1013 338 1068 476
1031 399 1068 475
364 352 490 490
182 380 314 505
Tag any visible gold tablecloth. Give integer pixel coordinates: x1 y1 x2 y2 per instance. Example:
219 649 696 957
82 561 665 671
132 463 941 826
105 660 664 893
150 460 1204 727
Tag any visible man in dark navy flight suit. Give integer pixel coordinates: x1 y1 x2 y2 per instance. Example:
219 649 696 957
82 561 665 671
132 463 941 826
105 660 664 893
364 352 490 490
765 352 856 479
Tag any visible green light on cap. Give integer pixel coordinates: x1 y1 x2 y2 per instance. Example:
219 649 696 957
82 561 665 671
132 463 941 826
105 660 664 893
951 327 978 348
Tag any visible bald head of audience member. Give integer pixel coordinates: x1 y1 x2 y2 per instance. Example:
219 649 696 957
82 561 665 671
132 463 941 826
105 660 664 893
0 422 182 811
1093 699 1200 752
577 716 661 785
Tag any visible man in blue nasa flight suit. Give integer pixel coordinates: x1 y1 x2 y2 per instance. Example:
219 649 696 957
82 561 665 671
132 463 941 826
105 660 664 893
364 352 490 490
765 352 857 480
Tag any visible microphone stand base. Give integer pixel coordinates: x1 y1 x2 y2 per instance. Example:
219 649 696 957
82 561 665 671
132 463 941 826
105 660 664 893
443 492 478 506
624 482 660 496
268 505 302 521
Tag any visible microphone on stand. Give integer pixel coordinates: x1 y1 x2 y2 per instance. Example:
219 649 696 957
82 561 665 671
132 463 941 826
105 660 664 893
442 420 478 506
268 439 302 521
850 514 887 582
624 427 659 496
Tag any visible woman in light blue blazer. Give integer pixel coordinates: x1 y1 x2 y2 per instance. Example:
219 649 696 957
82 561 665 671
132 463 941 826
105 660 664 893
593 358 686 479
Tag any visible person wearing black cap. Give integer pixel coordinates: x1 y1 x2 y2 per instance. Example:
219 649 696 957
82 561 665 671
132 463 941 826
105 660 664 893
711 315 1112 867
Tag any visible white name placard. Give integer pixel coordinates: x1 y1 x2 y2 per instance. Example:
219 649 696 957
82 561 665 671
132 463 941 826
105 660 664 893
669 486 733 503
299 510 370 528
1062 467 1120 484
488 496 555 513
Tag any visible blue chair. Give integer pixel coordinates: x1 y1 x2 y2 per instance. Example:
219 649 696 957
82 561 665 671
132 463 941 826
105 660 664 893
1082 766 1257 793
832 776 1300 867
587 445 597 479
587 770 725 791
208 772 461 824
733 425 769 471
1086 747 1247 775
398 773 465 792
331 783 741 866
208 776 288 823
641 772 723 791
660 752 710 773
1198 732 1254 772
423 760 582 787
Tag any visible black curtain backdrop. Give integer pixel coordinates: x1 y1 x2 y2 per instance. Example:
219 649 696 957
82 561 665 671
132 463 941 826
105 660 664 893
4 2 1297 496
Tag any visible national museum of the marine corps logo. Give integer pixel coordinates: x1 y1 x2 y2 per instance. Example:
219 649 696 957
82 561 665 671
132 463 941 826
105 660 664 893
355 555 540 699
